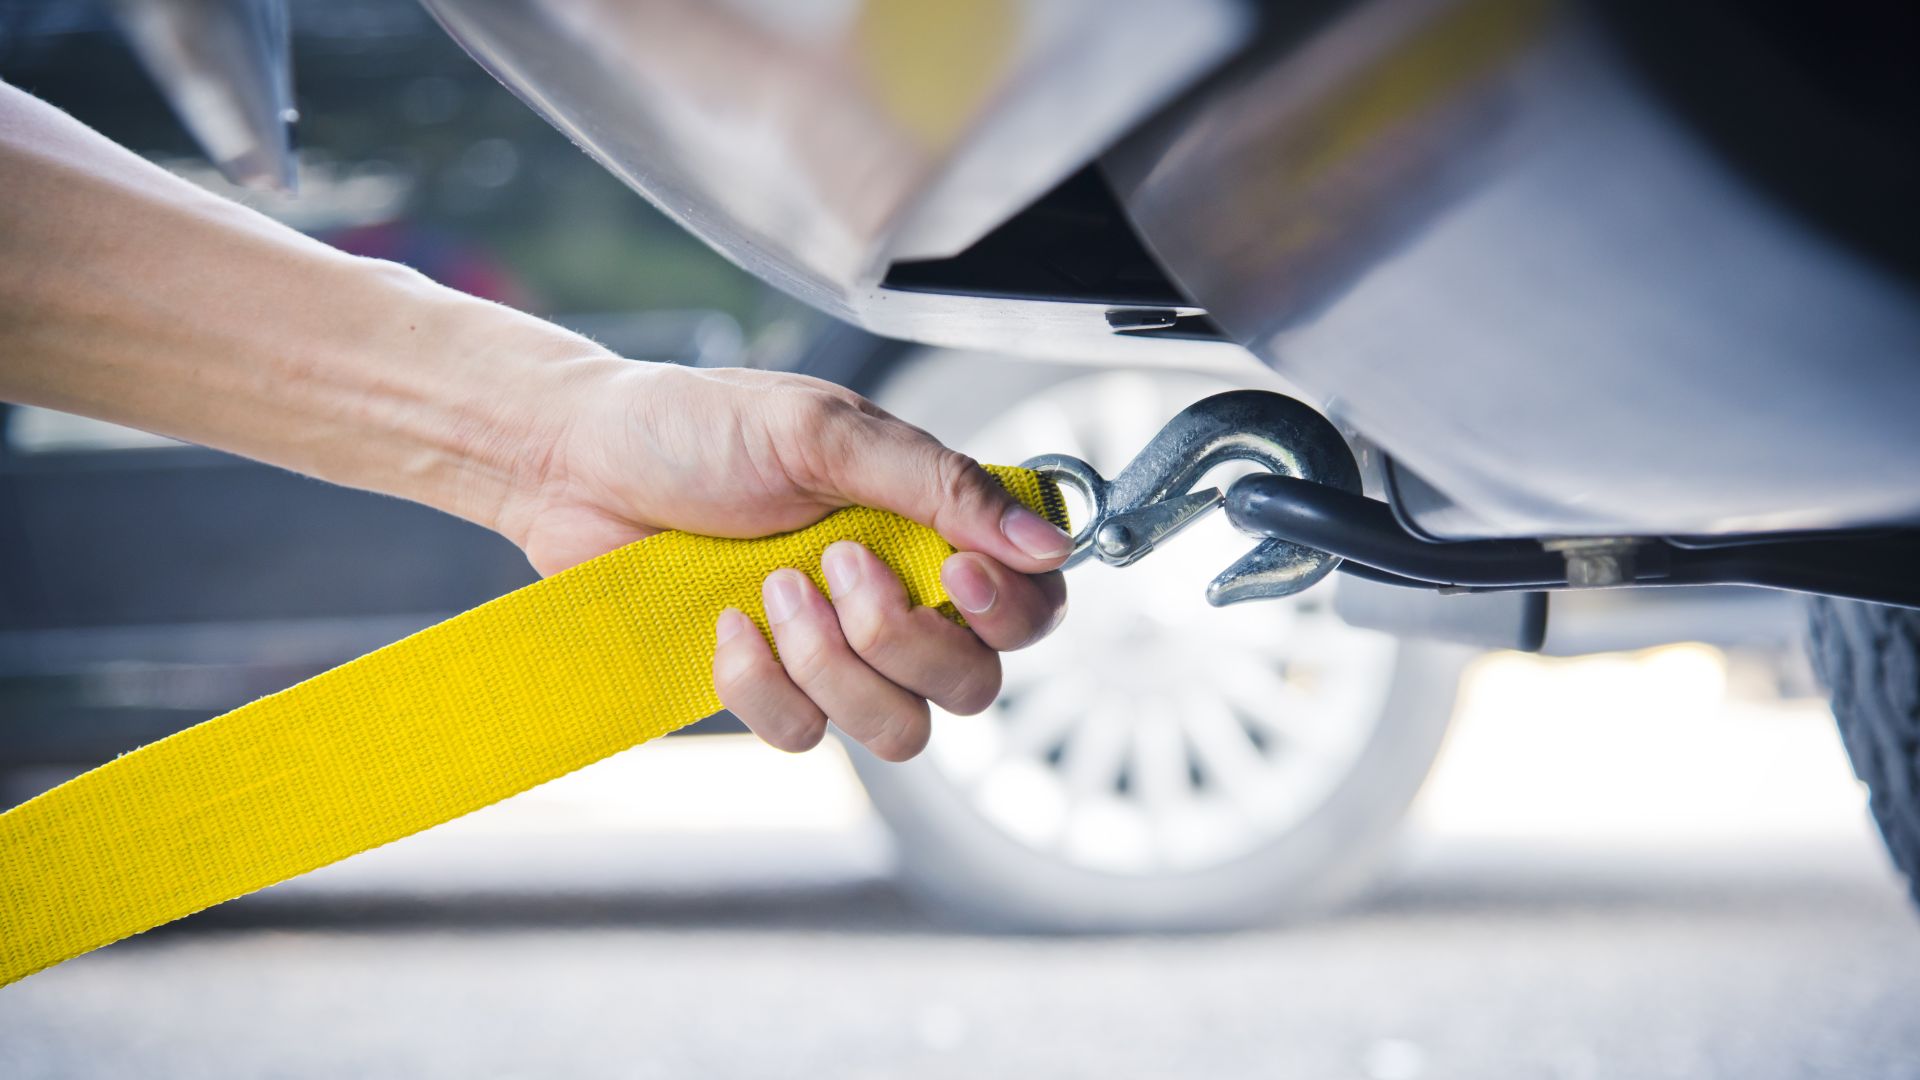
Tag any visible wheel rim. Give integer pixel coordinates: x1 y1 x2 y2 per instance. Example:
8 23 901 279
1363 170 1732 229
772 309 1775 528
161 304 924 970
924 369 1401 875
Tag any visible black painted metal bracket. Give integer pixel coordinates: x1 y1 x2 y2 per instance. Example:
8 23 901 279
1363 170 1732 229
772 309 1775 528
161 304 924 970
1226 474 1920 611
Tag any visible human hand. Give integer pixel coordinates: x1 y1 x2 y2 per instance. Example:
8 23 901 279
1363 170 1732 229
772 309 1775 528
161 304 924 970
491 360 1071 761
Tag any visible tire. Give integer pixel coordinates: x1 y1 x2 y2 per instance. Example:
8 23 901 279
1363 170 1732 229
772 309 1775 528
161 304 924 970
815 344 1467 931
1807 597 1920 905
848 645 1462 931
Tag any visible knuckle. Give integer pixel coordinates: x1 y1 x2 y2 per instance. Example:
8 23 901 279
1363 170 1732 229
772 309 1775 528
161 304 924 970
712 681 826 757
777 634 835 686
940 660 1002 716
1003 582 1068 651
797 391 859 443
835 597 897 662
1023 591 1070 649
932 450 991 511
1009 617 1054 652
864 700 932 762
762 712 826 754
789 394 870 492
712 642 770 695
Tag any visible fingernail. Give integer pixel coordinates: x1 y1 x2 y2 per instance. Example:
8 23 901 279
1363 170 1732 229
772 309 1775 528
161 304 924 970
942 554 997 614
763 570 807 624
715 607 752 645
1001 504 1072 561
822 542 864 598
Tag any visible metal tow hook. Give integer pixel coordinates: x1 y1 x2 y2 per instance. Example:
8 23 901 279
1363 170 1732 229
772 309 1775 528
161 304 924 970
1020 389 1362 606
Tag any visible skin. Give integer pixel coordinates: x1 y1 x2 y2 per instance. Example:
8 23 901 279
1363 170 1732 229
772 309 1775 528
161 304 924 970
0 81 1070 762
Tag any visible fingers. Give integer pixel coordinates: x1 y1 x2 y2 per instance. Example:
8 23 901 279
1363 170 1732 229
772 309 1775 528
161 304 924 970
823 542 1002 715
739 568 932 762
939 551 1068 651
711 545 1071 760
711 607 827 753
821 411 1074 576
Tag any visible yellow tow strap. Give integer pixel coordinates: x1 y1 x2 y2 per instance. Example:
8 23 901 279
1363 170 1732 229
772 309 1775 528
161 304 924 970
0 466 1067 986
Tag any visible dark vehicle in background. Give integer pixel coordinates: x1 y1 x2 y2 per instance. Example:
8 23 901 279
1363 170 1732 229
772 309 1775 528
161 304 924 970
3 0 1914 929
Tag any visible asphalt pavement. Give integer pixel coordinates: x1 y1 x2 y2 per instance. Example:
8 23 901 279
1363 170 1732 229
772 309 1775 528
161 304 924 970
5 647 1918 1079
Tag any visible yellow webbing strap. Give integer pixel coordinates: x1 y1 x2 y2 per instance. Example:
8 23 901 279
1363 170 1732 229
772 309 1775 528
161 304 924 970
0 466 1067 986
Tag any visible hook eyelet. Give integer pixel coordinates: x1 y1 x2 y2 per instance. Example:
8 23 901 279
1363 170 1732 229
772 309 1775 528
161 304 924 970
1019 454 1108 570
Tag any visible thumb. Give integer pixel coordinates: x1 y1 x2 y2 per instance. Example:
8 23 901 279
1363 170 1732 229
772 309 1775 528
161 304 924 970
824 414 1073 575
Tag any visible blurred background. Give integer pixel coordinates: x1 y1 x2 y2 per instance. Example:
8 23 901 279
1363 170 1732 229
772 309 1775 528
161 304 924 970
4 2 1919 1078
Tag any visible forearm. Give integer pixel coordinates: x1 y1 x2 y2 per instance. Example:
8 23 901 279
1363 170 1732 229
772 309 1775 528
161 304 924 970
0 81 612 528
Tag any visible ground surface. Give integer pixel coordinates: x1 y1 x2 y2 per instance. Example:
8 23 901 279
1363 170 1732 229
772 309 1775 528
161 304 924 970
5 648 1916 1079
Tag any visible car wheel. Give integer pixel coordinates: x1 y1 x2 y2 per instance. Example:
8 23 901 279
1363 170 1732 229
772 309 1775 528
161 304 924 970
837 349 1467 930
1807 597 1920 907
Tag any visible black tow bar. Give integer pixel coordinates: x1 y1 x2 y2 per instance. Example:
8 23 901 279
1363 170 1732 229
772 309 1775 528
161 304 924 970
1225 473 1920 611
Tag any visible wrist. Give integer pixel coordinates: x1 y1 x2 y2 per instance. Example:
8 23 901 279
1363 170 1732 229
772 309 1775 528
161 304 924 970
442 328 627 540
366 265 625 536
431 302 654 548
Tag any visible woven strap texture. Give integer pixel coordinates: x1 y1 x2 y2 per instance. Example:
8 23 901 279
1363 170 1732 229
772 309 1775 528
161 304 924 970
0 466 1067 985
